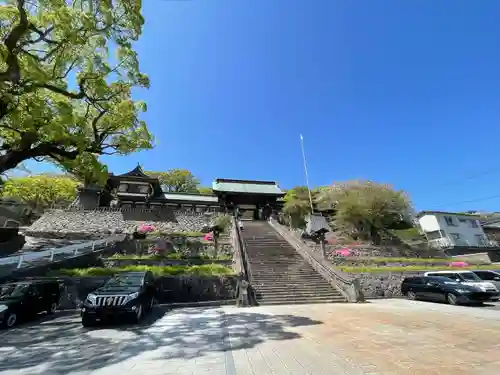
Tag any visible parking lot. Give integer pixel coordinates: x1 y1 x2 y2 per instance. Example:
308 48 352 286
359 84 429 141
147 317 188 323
1 300 500 375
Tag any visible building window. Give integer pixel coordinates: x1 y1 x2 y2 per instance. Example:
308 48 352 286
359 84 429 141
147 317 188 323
117 183 129 192
449 233 463 246
475 234 486 246
444 216 457 226
138 185 150 194
469 219 478 228
426 230 443 241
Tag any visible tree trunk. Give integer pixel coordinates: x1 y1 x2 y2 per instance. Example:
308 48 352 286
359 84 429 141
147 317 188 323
370 225 381 245
213 236 219 259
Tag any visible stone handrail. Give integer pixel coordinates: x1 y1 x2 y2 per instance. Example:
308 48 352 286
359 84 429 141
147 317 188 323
268 218 364 303
232 216 256 306
231 221 244 275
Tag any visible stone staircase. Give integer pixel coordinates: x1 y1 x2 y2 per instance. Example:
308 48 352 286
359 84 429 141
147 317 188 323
241 221 346 305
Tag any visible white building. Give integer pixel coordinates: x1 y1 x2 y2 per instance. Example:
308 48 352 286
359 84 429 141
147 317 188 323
417 211 497 249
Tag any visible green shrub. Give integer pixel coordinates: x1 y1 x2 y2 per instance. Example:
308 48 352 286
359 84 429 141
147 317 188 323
341 257 484 265
49 264 235 277
341 265 500 273
107 253 232 261
146 231 206 237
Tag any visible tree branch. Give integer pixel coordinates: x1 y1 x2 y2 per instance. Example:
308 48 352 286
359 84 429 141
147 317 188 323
0 0 29 83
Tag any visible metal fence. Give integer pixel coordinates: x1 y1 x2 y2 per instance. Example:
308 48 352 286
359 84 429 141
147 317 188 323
0 234 125 269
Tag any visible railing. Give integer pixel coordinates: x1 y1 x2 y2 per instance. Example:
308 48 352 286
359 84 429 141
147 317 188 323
268 217 364 303
428 237 499 249
0 234 125 269
232 216 256 306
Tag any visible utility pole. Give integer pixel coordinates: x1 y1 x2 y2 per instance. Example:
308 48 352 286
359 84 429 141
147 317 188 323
300 134 314 213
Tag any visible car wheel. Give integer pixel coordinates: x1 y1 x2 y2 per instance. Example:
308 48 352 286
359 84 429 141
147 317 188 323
406 291 417 300
81 316 95 327
134 305 143 323
149 297 156 310
446 293 458 305
4 312 17 328
47 302 58 315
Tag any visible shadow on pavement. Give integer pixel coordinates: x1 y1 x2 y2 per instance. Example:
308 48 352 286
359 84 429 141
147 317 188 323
0 306 322 374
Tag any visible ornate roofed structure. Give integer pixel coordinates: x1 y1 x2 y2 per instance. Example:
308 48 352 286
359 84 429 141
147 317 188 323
81 166 286 218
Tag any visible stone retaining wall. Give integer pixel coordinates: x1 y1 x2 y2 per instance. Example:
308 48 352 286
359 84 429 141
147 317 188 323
26 209 215 237
57 275 238 309
352 272 424 299
131 236 233 258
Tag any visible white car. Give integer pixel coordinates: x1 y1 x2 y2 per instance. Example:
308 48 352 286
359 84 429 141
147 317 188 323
424 270 499 298
470 270 500 291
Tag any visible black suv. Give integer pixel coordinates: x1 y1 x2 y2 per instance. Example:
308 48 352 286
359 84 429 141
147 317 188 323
0 280 61 328
401 276 499 305
81 271 157 327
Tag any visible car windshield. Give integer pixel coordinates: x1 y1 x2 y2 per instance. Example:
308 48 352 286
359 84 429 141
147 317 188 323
459 272 482 281
105 275 143 287
0 283 29 298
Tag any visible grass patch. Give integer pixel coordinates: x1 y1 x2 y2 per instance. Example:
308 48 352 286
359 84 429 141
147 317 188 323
107 253 232 261
146 231 206 237
391 227 422 241
49 264 235 277
341 257 481 264
341 265 500 273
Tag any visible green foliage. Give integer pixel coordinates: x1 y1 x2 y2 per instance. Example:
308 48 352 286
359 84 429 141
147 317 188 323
146 169 200 192
49 264 235 277
341 265 500 273
391 227 422 241
321 180 413 244
108 253 232 260
213 214 232 232
0 0 153 179
146 231 206 237
339 257 483 265
1 175 77 210
282 186 316 228
197 186 213 194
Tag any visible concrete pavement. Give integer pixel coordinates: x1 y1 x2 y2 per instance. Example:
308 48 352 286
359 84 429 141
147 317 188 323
1 300 500 374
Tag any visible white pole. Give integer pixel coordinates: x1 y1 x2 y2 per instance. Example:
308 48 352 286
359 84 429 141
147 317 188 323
300 134 314 213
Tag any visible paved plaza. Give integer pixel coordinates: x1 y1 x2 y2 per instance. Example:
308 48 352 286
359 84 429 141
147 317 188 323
1 300 500 375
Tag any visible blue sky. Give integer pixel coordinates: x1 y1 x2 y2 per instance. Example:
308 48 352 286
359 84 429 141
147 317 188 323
26 0 500 212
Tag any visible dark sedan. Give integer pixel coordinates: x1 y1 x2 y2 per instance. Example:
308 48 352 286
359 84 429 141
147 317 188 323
401 276 499 305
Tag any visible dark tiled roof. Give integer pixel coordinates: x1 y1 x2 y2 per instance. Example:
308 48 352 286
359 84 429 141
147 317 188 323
213 179 284 195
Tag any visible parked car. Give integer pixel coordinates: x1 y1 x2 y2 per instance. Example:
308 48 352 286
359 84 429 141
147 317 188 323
424 270 498 298
402 276 500 305
470 270 500 290
0 279 61 328
81 271 157 327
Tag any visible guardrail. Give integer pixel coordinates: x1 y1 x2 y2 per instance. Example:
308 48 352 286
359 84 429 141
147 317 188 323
0 234 125 269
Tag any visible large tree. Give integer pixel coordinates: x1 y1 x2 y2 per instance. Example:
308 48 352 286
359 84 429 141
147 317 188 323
318 180 413 244
282 186 316 228
146 169 200 193
0 0 153 183
1 174 78 211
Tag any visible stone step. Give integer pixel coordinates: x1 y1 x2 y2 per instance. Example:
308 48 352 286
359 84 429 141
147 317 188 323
254 284 338 291
254 290 341 298
252 274 327 280
256 297 346 306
